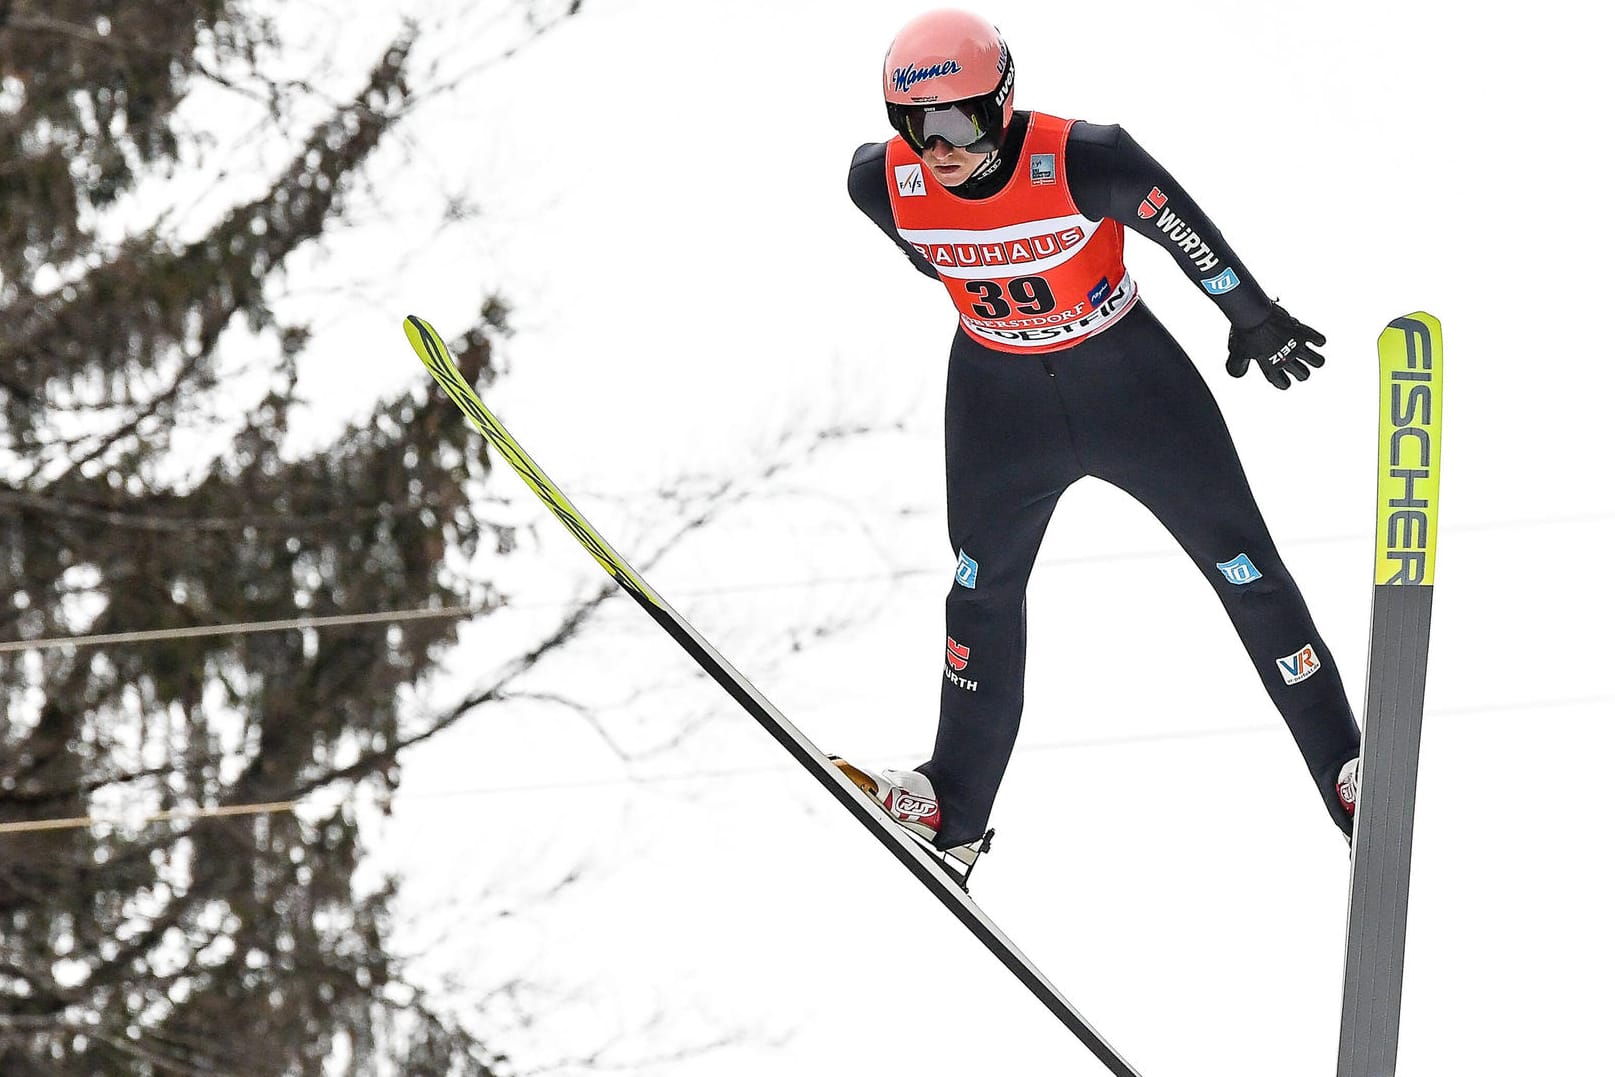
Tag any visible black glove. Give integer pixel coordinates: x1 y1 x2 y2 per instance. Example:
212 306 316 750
1226 304 1326 390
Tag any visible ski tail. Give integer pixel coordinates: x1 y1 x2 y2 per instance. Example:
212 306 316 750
1338 312 1443 1077
401 316 1143 1076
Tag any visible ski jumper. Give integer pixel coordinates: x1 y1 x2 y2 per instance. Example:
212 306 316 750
849 112 1361 845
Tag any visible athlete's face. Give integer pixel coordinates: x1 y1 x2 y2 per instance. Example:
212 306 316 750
920 139 988 187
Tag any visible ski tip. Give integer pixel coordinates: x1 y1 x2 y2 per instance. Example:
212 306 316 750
402 315 449 368
1385 311 1440 335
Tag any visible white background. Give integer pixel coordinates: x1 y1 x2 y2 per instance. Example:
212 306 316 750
263 1 1614 1073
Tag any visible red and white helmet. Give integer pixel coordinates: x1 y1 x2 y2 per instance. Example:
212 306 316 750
883 9 1015 155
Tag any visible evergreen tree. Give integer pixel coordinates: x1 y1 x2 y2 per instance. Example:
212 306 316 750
2 5 881 1072
0 4 536 1071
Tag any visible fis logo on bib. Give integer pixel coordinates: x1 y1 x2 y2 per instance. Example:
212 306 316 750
895 164 927 197
1030 153 1056 186
1276 643 1323 686
1216 553 1263 585
1201 268 1241 295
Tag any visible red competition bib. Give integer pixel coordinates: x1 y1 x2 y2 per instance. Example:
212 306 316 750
886 112 1137 354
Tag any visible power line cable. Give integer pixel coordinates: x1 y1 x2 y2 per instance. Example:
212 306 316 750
410 693 1608 795
0 800 302 836
3 694 1604 836
0 604 484 655
4 510 1608 655
2 509 1605 833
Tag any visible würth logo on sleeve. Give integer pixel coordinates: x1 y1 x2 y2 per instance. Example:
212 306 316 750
1152 204 1221 272
1137 187 1168 220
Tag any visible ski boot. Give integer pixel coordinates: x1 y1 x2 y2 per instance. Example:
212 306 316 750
831 757 992 889
1336 757 1361 818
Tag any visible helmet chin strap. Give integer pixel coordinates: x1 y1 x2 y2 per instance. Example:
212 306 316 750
957 148 1003 190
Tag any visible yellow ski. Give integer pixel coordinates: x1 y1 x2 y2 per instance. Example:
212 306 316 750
402 315 1144 1075
1339 312 1444 1077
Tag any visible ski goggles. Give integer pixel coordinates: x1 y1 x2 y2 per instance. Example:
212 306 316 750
887 98 1000 155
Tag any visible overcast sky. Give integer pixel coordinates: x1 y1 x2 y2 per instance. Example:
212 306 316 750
250 1 1615 1073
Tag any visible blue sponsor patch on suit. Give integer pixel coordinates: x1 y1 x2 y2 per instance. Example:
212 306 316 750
1029 153 1056 186
955 549 979 589
1087 277 1112 307
1200 268 1241 295
1215 553 1262 585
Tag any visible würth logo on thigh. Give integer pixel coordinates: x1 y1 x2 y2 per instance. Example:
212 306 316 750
945 637 978 692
